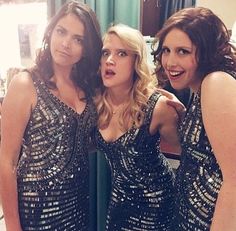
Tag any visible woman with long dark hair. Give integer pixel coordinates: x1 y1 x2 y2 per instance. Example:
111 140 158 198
0 1 102 230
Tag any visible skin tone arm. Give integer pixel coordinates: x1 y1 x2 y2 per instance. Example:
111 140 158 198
201 71 236 231
0 72 36 231
156 88 186 121
149 95 181 154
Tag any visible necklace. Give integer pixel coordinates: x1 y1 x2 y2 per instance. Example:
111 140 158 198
111 103 125 115
112 109 119 115
112 105 123 115
108 94 128 116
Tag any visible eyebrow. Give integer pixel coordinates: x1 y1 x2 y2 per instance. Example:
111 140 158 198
101 48 132 53
163 44 193 50
56 25 85 38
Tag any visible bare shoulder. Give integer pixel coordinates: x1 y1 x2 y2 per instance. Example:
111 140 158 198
201 71 236 105
202 71 236 93
5 70 37 107
9 71 34 89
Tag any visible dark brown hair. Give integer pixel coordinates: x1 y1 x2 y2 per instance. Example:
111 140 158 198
153 7 236 86
32 1 102 97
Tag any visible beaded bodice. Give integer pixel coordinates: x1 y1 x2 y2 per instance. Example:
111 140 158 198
174 90 222 230
16 75 97 230
94 92 175 230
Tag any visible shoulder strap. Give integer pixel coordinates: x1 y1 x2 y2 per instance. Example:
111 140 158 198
143 91 162 127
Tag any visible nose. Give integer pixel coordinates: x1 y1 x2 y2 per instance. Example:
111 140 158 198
106 54 115 65
62 36 71 49
166 52 177 68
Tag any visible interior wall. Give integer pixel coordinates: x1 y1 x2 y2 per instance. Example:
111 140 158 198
196 0 236 29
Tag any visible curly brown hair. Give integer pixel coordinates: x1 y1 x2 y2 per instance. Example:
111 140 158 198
153 7 236 87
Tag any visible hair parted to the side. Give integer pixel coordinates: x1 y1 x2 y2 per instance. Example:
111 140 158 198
31 0 103 97
152 7 236 87
95 23 157 130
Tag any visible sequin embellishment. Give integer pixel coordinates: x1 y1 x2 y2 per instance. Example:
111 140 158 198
94 92 175 231
17 75 97 230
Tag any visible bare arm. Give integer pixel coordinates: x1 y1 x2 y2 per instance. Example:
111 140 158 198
0 72 36 231
150 95 181 154
156 88 186 121
201 72 236 231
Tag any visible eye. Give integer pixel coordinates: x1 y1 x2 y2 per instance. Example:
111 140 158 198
117 50 128 57
74 37 84 45
178 48 191 55
161 47 170 54
101 50 110 57
56 28 65 35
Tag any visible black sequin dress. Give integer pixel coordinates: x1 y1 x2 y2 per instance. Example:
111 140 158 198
16 75 97 231
94 92 175 231
173 88 224 230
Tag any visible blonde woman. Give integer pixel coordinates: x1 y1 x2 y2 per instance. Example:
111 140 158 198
93 24 181 230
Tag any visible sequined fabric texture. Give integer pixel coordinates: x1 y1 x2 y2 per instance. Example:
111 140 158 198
94 92 175 231
173 89 223 231
16 75 97 230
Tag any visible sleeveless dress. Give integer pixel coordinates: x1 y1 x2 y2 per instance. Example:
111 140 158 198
173 71 236 230
93 92 175 231
16 75 97 231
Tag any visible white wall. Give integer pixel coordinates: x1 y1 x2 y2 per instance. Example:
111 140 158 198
196 0 236 29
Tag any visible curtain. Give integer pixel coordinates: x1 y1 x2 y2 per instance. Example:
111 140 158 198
48 0 140 33
85 0 140 34
47 0 69 19
160 0 196 29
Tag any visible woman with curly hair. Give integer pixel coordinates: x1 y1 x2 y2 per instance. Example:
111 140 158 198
153 7 236 231
93 24 181 230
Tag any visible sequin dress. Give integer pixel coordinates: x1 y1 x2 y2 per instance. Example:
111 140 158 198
16 75 97 231
94 92 175 231
173 85 227 230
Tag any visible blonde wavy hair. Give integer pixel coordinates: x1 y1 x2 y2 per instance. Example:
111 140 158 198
95 24 157 131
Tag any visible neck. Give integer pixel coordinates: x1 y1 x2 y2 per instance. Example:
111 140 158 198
53 62 72 79
107 87 131 106
106 92 129 116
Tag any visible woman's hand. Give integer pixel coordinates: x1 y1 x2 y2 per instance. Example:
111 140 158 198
156 88 186 121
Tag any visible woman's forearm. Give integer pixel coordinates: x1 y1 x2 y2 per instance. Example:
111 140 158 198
0 162 22 231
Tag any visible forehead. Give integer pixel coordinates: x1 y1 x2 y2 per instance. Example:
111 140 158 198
163 28 193 47
103 33 127 49
56 13 85 35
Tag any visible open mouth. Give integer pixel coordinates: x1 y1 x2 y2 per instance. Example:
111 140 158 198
104 69 115 77
168 70 184 79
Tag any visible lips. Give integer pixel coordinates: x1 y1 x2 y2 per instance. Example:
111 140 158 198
57 50 70 57
167 70 184 80
103 69 115 78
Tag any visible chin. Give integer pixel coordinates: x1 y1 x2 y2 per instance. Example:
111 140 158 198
102 80 112 88
169 82 184 91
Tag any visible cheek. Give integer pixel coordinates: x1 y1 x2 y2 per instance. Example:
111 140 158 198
161 56 167 70
49 35 58 52
100 60 106 72
187 59 198 73
126 62 135 75
72 47 83 61
50 31 57 44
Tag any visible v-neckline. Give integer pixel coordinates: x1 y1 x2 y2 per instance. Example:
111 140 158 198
37 78 89 116
98 124 136 144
